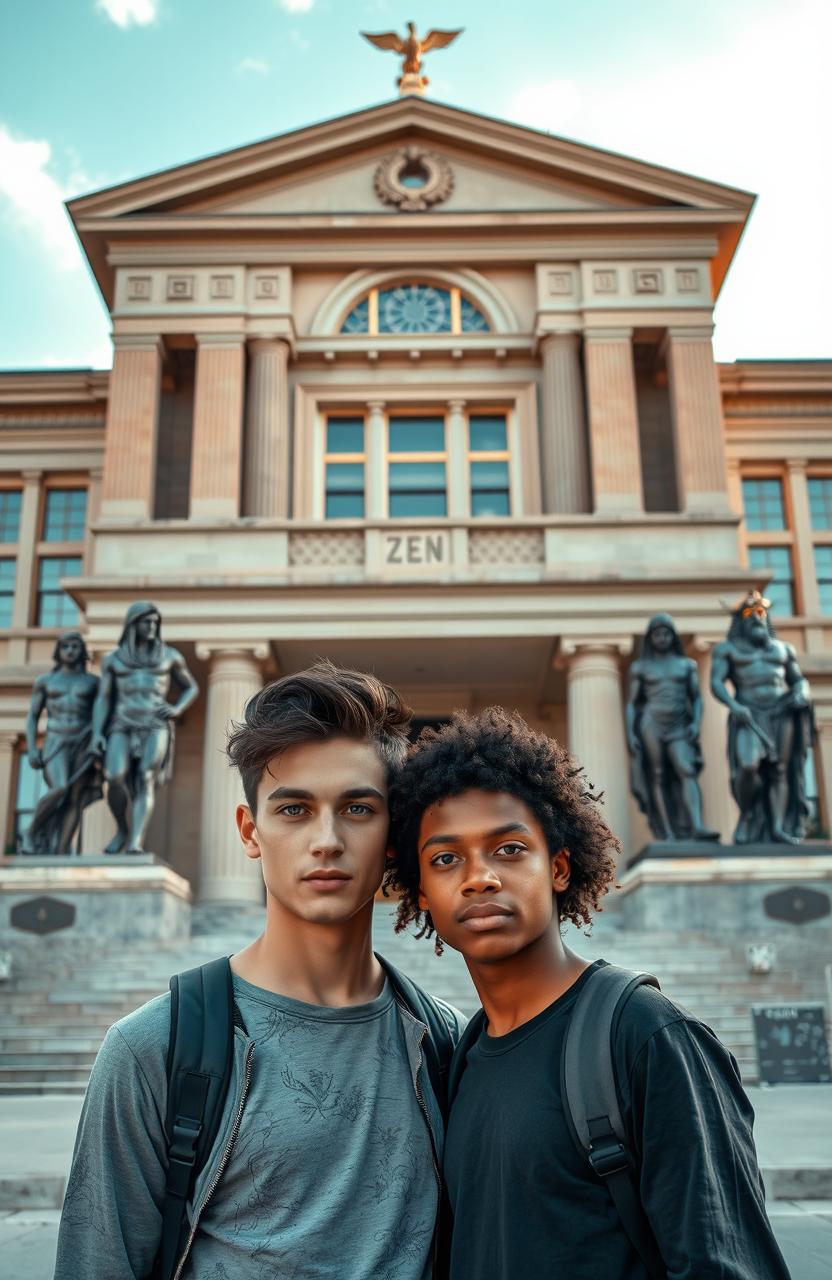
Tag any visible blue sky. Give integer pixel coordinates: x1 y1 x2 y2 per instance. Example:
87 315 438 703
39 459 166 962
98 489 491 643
0 0 828 369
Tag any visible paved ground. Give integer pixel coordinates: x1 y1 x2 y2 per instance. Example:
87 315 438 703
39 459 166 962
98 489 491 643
1 1088 831 1279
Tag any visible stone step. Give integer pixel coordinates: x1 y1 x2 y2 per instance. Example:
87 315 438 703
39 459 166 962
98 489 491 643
0 1064 92 1084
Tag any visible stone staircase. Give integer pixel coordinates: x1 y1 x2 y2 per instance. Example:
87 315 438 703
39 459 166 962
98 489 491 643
0 902 826 1094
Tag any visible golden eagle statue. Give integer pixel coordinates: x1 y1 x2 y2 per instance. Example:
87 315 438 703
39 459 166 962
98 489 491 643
361 21 463 95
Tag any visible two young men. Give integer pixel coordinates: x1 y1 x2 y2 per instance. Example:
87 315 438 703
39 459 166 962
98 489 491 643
55 664 463 1280
386 705 791 1279
56 662 788 1278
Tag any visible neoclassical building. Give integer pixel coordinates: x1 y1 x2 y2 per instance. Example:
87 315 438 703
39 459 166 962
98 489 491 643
1 97 831 903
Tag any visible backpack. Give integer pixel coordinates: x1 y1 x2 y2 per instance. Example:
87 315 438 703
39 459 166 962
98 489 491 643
154 954 457 1280
447 963 666 1279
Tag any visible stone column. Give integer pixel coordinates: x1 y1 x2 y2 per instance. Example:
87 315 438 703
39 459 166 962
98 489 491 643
446 398 469 518
101 336 164 520
190 335 246 520
564 643 631 856
366 400 387 519
80 799 116 856
813 718 832 837
0 733 17 854
693 640 736 843
787 459 820 617
583 329 643 513
243 337 290 518
665 327 730 514
12 470 42 628
196 646 266 903
539 333 591 513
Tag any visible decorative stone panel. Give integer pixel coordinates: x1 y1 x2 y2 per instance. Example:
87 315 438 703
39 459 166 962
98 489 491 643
126 275 152 301
469 529 545 566
289 530 365 568
592 269 619 294
633 268 663 294
210 274 235 300
167 274 195 301
676 268 700 292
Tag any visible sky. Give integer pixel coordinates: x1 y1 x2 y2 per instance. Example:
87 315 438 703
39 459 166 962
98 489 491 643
0 0 828 370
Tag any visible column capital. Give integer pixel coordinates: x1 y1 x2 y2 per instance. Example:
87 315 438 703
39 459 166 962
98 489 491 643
557 636 633 666
786 457 809 474
447 398 468 413
20 469 43 483
196 332 246 350
583 327 634 342
367 399 387 413
195 642 271 664
112 334 166 357
539 330 581 351
248 335 289 355
0 732 19 749
665 324 716 342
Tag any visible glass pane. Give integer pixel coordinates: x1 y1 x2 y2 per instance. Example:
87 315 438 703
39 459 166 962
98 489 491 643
15 753 49 840
389 492 447 517
326 493 364 518
326 419 364 454
326 463 365 493
0 491 22 542
0 558 16 589
378 285 452 334
748 546 794 615
471 461 510 489
814 546 832 614
340 298 369 334
0 595 12 627
43 490 87 542
37 558 81 627
472 491 511 517
460 297 490 333
389 462 446 491
469 415 507 452
808 478 832 530
389 418 445 453
742 478 785 531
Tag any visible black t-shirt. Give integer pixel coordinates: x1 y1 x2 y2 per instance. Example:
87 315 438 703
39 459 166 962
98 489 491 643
444 961 791 1280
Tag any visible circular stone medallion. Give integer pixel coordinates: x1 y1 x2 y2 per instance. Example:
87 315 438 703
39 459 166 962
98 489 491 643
374 146 454 212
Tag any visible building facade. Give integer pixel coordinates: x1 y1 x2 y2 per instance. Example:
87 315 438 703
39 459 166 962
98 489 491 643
1 98 831 903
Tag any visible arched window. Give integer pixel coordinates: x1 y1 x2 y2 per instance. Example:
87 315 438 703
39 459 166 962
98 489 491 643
340 283 490 336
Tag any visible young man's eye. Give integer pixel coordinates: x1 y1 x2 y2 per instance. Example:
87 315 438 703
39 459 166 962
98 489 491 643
430 852 460 868
345 803 372 816
496 843 525 857
278 804 306 817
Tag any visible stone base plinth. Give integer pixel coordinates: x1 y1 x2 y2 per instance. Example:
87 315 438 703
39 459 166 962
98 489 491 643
617 845 832 934
0 855 192 945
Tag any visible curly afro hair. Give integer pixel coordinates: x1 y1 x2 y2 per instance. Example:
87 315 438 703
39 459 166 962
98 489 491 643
385 707 619 941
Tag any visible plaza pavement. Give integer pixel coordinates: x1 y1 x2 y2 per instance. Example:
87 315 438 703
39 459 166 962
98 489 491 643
1 1087 831 1279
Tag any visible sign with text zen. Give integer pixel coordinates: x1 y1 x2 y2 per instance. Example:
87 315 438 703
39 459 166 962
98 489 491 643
381 529 451 574
751 1004 831 1085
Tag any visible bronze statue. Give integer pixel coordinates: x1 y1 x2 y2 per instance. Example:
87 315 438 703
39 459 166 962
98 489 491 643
711 590 814 844
362 22 463 92
91 602 198 854
21 631 102 855
627 613 718 842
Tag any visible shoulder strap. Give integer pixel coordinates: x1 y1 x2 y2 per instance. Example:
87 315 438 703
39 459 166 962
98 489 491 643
561 964 666 1280
156 957 236 1280
378 954 456 1115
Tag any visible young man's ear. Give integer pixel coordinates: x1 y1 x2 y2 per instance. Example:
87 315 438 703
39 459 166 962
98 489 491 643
236 804 262 862
551 847 571 893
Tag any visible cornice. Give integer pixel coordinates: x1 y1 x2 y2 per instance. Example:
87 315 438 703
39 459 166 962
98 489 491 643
0 370 109 404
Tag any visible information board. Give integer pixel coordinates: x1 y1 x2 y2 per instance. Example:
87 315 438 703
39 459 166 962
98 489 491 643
752 1004 832 1085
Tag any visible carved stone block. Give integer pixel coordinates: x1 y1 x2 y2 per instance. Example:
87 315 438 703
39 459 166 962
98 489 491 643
210 275 235 300
254 275 280 300
126 276 152 301
166 274 195 301
633 268 663 294
676 268 700 292
592 269 618 294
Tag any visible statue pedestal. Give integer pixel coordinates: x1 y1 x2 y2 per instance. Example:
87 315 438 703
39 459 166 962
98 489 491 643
0 855 192 948
616 842 832 935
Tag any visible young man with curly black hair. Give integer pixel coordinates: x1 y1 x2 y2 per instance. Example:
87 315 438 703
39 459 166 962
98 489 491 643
55 662 464 1280
386 707 790 1280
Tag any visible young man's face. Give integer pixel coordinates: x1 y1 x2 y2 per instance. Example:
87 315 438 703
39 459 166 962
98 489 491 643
237 735 390 926
417 788 570 966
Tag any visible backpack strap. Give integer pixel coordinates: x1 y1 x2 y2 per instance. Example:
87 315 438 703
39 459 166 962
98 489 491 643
561 964 665 1280
378 954 457 1114
156 957 236 1280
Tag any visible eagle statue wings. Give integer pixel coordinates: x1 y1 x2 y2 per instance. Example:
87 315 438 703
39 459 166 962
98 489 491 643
361 22 463 79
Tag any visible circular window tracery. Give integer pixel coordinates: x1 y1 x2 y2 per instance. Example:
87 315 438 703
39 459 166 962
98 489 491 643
340 283 490 336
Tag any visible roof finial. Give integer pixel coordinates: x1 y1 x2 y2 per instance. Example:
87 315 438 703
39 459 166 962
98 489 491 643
361 21 463 97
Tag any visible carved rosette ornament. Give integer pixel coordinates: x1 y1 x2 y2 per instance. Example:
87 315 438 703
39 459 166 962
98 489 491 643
373 146 454 212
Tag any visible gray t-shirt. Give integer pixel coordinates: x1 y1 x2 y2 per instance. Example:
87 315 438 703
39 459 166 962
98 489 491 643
187 974 438 1280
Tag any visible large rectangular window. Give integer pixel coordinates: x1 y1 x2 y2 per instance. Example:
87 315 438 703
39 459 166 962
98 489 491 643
469 414 510 517
748 546 795 616
387 416 447 517
0 490 22 543
808 477 832 530
815 546 832 614
742 478 786 531
42 489 87 542
325 417 365 518
37 557 82 627
0 558 15 627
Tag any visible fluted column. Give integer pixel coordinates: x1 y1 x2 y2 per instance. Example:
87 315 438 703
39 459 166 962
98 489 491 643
190 335 246 520
540 333 591 513
101 336 164 520
565 643 631 856
666 327 730 514
583 329 643 513
693 640 736 842
243 337 290 518
12 470 42 628
0 734 17 855
446 398 469 518
196 646 266 903
366 400 387 518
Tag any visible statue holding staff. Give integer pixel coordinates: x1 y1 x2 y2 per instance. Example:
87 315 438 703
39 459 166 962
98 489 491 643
626 613 718 842
91 602 198 854
711 590 814 844
21 631 101 855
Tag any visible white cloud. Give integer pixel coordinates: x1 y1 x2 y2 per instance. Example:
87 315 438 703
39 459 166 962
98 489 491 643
236 56 270 76
0 127 85 271
506 0 832 359
96 0 159 26
277 0 314 12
